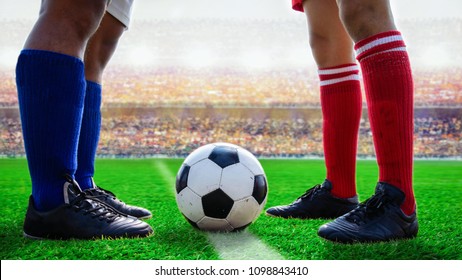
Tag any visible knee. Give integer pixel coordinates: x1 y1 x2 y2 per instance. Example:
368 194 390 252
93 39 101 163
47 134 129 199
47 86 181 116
43 0 108 42
99 32 123 54
308 31 334 60
308 30 353 68
337 0 396 41
70 2 108 42
84 39 117 82
336 0 368 30
84 15 125 82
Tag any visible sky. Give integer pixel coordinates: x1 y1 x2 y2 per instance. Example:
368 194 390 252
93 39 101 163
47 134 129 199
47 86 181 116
0 0 461 21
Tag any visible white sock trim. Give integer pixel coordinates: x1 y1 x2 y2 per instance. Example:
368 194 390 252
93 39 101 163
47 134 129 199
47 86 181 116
355 35 404 57
319 74 360 86
318 65 359 75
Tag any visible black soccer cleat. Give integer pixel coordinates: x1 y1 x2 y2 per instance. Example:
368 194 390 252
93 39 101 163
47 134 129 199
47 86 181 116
83 178 152 219
23 177 153 240
265 179 359 219
317 182 418 243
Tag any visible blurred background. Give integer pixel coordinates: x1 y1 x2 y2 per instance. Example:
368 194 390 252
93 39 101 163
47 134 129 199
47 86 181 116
0 0 461 158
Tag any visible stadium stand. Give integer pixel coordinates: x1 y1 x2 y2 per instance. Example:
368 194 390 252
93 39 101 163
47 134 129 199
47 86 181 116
1 18 461 158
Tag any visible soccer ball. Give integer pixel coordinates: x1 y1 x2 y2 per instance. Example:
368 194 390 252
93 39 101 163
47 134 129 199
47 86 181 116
175 142 268 232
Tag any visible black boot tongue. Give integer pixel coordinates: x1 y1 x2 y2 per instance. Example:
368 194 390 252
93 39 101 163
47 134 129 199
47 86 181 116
376 182 405 205
321 179 333 190
64 181 83 204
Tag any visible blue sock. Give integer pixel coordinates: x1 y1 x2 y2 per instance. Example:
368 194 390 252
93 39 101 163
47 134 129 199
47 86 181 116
75 81 102 190
16 50 86 211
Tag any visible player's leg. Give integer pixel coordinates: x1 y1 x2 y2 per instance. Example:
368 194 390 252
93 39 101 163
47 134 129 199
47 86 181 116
76 12 125 191
266 0 361 219
340 0 415 214
17 0 152 239
76 4 152 219
18 0 108 212
304 0 362 200
318 0 417 243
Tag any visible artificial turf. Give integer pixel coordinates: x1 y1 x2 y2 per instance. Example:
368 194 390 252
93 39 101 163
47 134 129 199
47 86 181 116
0 158 461 260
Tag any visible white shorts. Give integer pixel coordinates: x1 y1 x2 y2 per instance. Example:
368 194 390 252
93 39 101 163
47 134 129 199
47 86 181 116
107 0 134 29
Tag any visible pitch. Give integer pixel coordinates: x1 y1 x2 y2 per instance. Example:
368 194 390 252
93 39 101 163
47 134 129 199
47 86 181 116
0 158 461 260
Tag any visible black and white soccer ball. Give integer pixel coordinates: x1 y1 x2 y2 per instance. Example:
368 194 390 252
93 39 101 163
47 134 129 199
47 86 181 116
175 142 268 232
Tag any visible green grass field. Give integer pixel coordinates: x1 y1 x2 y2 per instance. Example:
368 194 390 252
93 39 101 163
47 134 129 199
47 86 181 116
0 158 461 260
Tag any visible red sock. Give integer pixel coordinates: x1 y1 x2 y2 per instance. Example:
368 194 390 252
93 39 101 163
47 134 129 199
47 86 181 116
355 31 416 215
319 64 362 199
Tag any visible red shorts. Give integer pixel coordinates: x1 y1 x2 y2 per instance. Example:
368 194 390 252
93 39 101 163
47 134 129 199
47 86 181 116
292 0 304 12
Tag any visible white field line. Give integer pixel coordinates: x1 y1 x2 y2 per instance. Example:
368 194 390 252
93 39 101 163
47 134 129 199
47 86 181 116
206 231 283 260
153 160 284 260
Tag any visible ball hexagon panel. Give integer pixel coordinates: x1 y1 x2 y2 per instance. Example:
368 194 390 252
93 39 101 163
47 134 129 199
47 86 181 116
187 159 222 196
227 196 261 229
176 187 205 223
252 174 268 205
183 144 216 166
237 148 265 175
197 216 234 232
220 163 255 201
202 188 234 219
208 145 239 168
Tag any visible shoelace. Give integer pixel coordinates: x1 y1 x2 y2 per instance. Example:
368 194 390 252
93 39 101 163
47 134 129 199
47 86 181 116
296 184 323 201
345 189 389 225
68 192 120 222
84 187 123 203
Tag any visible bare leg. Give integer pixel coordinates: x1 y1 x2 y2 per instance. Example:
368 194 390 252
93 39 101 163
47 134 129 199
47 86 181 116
336 0 396 42
84 12 126 83
24 0 109 58
304 0 354 67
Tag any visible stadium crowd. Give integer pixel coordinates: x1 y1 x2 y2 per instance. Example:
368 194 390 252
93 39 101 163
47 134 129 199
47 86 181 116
2 67 461 108
1 18 461 158
2 111 460 158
